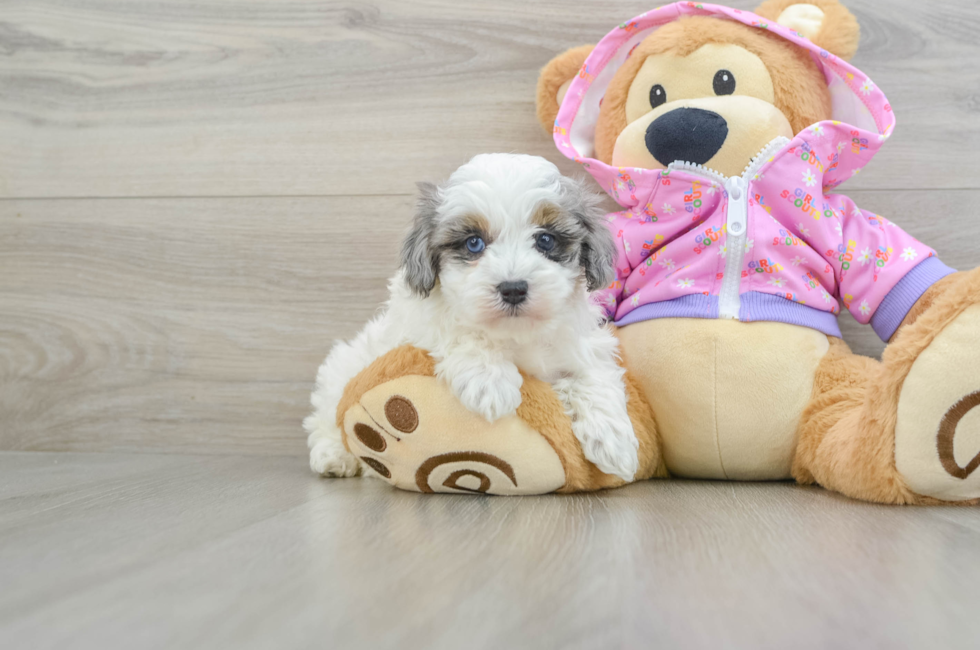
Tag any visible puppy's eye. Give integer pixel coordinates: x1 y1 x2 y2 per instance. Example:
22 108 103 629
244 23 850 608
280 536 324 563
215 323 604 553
649 84 667 109
535 233 557 253
465 236 485 254
713 70 736 95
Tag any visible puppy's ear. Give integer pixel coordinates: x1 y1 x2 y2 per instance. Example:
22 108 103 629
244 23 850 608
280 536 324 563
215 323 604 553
536 45 594 133
754 0 860 60
580 219 617 293
560 177 616 292
400 182 442 297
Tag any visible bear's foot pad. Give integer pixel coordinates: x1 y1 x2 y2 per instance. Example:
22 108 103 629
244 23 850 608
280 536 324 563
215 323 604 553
342 375 567 495
896 305 980 501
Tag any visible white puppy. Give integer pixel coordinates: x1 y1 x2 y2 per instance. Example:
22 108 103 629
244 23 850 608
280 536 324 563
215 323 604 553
304 153 639 481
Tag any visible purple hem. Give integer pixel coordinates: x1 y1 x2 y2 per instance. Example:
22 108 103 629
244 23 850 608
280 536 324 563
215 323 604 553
614 291 842 337
740 291 842 337
614 293 718 327
870 257 956 342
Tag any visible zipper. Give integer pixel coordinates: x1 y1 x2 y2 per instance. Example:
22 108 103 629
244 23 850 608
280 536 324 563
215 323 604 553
667 136 790 321
718 175 747 319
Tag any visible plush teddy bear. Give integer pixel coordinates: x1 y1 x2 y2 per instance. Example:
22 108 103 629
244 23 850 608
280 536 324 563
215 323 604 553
333 0 980 503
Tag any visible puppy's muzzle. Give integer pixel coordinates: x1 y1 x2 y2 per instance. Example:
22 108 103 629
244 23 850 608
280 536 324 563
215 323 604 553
497 280 529 306
646 107 728 167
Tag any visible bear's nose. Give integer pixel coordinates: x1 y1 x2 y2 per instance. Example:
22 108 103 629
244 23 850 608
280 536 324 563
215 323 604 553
497 280 529 305
645 108 729 167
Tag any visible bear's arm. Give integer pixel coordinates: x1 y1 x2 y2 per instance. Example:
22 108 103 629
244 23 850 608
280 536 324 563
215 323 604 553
825 194 956 341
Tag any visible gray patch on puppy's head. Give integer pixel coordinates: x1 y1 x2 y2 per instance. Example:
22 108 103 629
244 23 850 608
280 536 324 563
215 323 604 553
400 182 443 297
557 176 616 291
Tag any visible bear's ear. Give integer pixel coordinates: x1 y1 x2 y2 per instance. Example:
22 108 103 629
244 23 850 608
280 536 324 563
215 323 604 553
535 45 594 133
754 0 860 60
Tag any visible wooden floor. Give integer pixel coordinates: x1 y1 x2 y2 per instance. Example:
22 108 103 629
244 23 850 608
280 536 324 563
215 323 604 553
3 451 980 650
3 0 980 647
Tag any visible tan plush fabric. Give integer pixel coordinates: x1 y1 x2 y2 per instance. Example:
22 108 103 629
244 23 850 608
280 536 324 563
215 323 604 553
791 335 907 502
617 318 828 480
754 0 861 60
795 267 980 504
592 17 832 165
610 43 795 176
523 368 668 494
895 306 980 501
892 271 963 339
535 45 594 133
345 376 567 495
336 344 435 434
337 345 665 494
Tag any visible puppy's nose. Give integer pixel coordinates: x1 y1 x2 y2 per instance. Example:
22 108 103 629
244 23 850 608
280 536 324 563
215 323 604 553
497 280 529 305
646 107 728 167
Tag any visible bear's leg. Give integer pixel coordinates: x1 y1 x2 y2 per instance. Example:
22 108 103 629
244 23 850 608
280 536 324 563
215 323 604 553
791 338 906 502
794 267 980 504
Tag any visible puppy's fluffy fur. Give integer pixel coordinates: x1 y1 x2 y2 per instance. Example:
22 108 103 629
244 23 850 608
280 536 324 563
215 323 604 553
305 153 639 481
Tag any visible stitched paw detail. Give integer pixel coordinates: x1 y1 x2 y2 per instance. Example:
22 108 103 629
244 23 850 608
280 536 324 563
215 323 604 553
342 376 565 495
936 391 980 480
896 305 980 501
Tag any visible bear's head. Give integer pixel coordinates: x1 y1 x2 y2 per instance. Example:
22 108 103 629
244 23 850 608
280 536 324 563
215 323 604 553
537 0 861 178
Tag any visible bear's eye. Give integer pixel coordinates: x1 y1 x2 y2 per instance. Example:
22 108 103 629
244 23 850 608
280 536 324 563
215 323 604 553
649 84 667 109
713 70 736 95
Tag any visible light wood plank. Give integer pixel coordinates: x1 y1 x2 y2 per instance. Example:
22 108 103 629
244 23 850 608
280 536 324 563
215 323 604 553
2 452 980 650
2 0 979 198
0 195 411 454
2 189 978 454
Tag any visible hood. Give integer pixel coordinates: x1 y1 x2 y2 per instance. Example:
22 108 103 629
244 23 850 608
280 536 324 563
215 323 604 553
553 2 895 209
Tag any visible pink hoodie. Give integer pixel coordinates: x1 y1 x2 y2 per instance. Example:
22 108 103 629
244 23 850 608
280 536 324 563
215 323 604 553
553 2 953 340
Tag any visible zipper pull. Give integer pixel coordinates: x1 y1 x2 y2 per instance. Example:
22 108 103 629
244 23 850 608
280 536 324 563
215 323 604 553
718 175 749 321
726 176 747 237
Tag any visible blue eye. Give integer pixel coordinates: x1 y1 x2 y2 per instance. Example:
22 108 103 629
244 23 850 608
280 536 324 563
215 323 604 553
536 233 556 252
465 236 485 254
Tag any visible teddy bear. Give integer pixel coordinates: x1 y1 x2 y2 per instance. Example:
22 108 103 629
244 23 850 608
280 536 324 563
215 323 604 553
330 0 980 504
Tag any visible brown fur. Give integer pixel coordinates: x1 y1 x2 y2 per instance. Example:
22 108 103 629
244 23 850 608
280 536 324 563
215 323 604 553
336 344 666 491
518 367 667 493
530 203 562 228
593 17 832 163
754 0 860 60
795 267 980 504
892 271 963 340
335 345 435 437
535 44 593 133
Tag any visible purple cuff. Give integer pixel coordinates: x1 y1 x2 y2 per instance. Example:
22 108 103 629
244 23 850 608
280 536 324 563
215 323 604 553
614 293 718 327
870 257 956 342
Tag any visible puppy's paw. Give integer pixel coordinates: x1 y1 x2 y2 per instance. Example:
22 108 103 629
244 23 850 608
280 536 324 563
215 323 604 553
440 358 523 422
309 437 362 478
572 410 639 482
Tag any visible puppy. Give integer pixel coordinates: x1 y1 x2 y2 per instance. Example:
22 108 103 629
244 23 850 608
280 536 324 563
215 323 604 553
304 153 639 481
